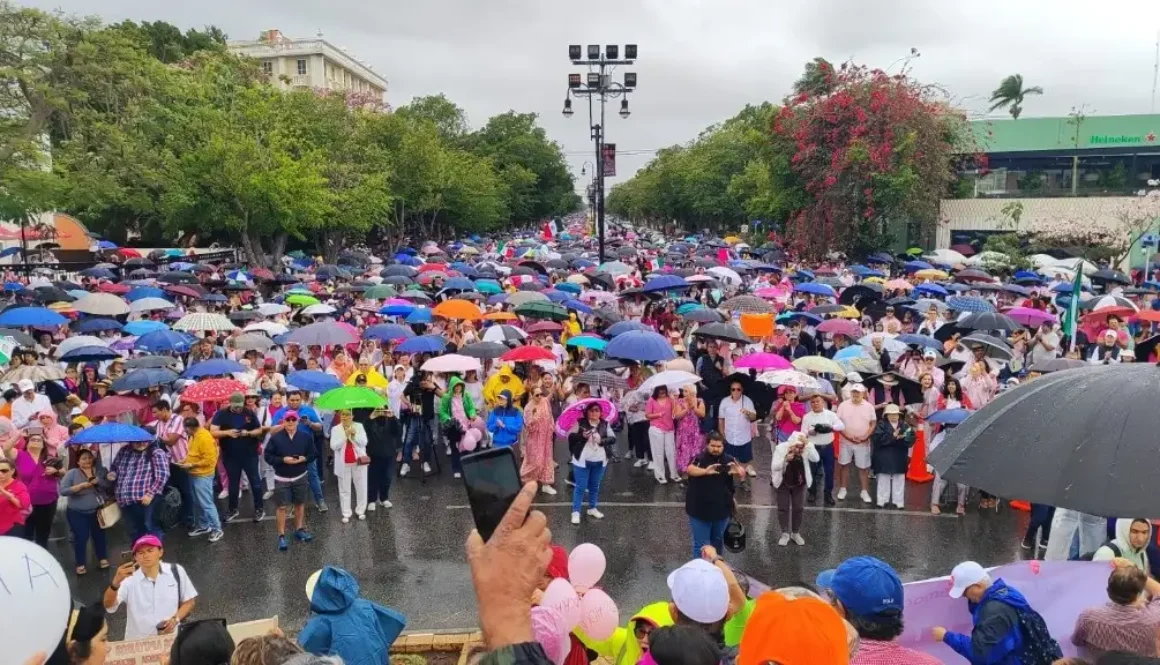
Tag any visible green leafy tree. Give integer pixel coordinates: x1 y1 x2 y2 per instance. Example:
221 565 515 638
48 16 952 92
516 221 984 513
107 20 226 63
397 94 469 144
988 74 1043 120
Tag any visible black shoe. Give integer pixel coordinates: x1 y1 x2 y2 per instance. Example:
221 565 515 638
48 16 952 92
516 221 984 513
253 509 266 523
807 491 817 503
224 510 240 523
824 494 836 507
1020 538 1033 550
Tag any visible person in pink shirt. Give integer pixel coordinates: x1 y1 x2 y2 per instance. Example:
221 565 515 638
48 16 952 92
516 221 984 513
960 361 998 410
646 386 678 484
773 386 805 443
835 384 877 504
0 456 30 536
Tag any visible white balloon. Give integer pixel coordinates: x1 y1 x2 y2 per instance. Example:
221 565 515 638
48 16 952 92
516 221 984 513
0 537 72 663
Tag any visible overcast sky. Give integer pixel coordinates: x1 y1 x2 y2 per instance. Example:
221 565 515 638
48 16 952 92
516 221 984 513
21 0 1160 190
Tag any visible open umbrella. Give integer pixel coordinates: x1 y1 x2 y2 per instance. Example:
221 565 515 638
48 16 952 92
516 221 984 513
232 333 276 352
733 352 792 371
112 368 179 391
2 365 66 383
574 371 629 390
502 346 556 363
181 378 249 403
791 356 846 377
421 354 482 373
0 307 68 327
396 334 448 354
556 398 619 436
173 313 236 332
60 345 121 363
960 333 1014 360
605 321 652 337
566 335 608 352
755 370 820 391
67 422 153 445
285 321 360 347
125 355 180 370
637 370 701 394
363 324 415 342
1005 307 1056 328
958 311 1023 332
71 293 131 317
84 395 151 419
692 322 752 345
514 301 568 321
460 342 509 360
136 330 195 353
183 359 246 379
1028 358 1087 374
481 326 527 344
316 386 386 410
605 330 676 363
720 295 774 314
286 370 343 393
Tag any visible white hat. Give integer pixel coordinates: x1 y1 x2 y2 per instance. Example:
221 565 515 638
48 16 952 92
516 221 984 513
922 349 938 359
846 372 863 383
949 561 988 599
17 379 34 393
850 383 867 393
667 559 729 624
884 404 901 415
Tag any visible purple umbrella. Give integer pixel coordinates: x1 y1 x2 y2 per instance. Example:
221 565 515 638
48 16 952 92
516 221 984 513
1004 307 1056 327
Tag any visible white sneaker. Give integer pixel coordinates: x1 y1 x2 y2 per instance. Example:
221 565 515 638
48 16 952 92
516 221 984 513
263 490 274 501
541 485 557 495
587 508 604 519
634 459 648 468
367 503 376 512
208 530 224 543
860 490 873 504
342 517 350 524
746 466 757 478
399 463 410 477
571 511 581 525
778 533 791 546
357 513 366 521
381 500 392 508
453 472 461 479
656 477 668 485
647 462 656 471
791 533 805 546
217 489 228 500
836 488 848 500
422 462 432 474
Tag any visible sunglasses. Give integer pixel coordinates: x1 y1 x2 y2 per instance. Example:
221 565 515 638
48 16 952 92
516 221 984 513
731 387 743 392
284 417 299 422
633 622 656 639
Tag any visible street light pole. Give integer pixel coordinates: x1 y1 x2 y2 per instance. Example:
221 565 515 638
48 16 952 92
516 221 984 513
564 44 637 264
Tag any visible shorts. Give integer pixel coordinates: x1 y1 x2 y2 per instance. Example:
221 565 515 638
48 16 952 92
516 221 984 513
726 441 753 464
273 477 308 507
838 441 871 469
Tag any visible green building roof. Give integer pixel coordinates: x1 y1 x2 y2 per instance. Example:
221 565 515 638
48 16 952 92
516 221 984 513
970 113 1160 154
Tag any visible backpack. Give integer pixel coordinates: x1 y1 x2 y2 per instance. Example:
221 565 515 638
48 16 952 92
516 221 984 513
1014 605 1063 665
1078 540 1121 561
155 485 183 532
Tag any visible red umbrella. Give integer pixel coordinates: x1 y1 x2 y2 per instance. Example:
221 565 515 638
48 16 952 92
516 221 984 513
116 248 142 258
250 267 275 281
950 244 977 257
501 345 555 362
164 285 200 299
418 263 448 273
526 321 563 334
97 281 130 294
84 395 150 419
181 378 248 403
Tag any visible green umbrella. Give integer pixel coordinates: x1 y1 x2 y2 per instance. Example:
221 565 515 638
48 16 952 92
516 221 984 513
315 386 386 410
906 247 924 256
475 281 502 295
0 336 14 365
286 294 321 307
514 301 569 321
363 285 397 300
566 336 607 351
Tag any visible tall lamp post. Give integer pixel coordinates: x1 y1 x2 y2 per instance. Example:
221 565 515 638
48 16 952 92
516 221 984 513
563 44 637 263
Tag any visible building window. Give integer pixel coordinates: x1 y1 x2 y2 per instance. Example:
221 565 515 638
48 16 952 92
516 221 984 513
297 59 307 75
262 61 273 75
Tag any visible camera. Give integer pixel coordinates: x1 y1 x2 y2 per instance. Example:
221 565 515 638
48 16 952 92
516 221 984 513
812 424 832 434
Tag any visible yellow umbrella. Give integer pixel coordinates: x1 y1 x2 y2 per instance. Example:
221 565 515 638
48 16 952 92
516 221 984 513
792 355 846 378
723 235 742 244
834 305 862 319
567 274 590 284
915 269 949 280
862 276 885 285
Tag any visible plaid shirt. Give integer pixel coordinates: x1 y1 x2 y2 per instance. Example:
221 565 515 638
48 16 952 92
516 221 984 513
1073 599 1160 657
852 640 942 665
111 444 171 506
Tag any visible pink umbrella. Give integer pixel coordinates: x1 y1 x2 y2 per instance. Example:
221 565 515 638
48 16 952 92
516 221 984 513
753 287 783 299
1004 307 1056 327
885 279 913 291
555 398 619 437
816 318 862 337
734 352 792 371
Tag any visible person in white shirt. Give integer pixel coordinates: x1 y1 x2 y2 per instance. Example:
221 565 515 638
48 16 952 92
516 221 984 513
718 380 758 477
103 535 197 640
1028 322 1060 367
11 379 52 429
330 409 369 523
799 394 844 506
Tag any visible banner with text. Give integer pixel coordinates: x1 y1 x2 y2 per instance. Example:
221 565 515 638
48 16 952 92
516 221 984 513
107 616 279 665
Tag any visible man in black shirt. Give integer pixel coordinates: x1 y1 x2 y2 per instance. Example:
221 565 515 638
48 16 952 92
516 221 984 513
210 392 266 523
685 432 746 559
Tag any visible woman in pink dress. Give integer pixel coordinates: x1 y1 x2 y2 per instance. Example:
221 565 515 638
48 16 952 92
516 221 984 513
674 385 706 477
520 384 556 494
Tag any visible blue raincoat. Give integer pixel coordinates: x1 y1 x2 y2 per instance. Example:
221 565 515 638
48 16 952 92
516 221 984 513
299 566 407 665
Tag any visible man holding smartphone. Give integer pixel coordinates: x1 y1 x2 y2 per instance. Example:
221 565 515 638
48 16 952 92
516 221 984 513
263 410 317 551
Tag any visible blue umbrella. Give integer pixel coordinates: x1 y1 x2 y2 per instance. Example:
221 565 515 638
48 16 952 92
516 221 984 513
74 318 124 333
555 282 582 295
126 287 167 302
399 255 423 267
1051 282 1080 294
927 408 970 426
606 330 677 363
79 267 116 279
1013 270 1042 283
792 269 816 281
780 311 823 326
941 283 971 293
573 259 596 269
3 282 22 292
67 422 154 445
441 277 476 292
946 296 995 313
396 334 447 354
286 370 343 393
363 324 415 342
183 358 246 379
123 320 170 336
0 307 68 327
867 252 894 264
96 240 118 250
643 275 691 293
0 248 21 259
405 308 432 324
834 345 870 362
136 330 195 353
914 283 949 297
226 270 250 281
60 345 121 362
112 368 179 391
848 264 873 276
567 336 608 351
487 294 508 305
563 299 592 315
606 321 652 337
543 290 570 303
1002 284 1031 296
904 260 933 272
895 334 942 351
793 282 836 297
380 304 415 317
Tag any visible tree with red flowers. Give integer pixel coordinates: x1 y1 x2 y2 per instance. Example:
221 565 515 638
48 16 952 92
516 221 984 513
775 59 979 259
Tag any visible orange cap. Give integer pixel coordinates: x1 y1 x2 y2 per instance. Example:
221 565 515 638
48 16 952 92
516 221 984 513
738 592 849 665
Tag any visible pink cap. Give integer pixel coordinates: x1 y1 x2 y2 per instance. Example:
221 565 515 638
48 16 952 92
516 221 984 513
132 534 163 552
283 410 300 421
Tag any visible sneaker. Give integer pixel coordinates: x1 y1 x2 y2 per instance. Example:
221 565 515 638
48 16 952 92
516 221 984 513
381 500 393 509
893 503 905 511
1020 538 1033 550
357 513 366 521
422 462 432 474
565 478 575 487
836 488 847 501
224 510 240 523
294 529 313 542
399 463 410 477
746 466 757 477
367 502 376 512
791 533 805 546
217 489 228 500
278 535 288 551
656 478 668 485
778 533 791 547
571 511 581 525
342 517 350 524
634 459 648 468
1038 539 1049 550
541 485 557 496
187 528 210 537
860 490 872 504
587 509 604 519
807 491 817 503
208 530 224 543
316 500 329 513
647 462 656 471
453 472 461 479
263 490 274 501
824 493 836 507
253 509 265 523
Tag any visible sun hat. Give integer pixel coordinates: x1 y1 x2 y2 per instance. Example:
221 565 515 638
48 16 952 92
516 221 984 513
884 404 901 415
667 559 729 624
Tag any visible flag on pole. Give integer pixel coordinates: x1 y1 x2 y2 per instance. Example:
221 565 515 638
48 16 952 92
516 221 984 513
0 336 14 365
1066 268 1084 352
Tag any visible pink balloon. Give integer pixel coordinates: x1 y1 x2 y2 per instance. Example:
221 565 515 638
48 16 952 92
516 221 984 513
568 543 607 591
460 428 481 452
542 577 581 629
531 606 570 665
578 588 619 640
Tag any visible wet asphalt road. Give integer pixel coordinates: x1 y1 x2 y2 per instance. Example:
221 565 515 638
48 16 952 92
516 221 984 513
60 432 1032 638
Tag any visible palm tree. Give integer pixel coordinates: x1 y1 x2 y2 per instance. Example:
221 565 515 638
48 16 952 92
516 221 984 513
988 74 1044 119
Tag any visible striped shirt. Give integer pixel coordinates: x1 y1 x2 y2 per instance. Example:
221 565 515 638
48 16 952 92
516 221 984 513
1073 599 1160 658
155 413 188 463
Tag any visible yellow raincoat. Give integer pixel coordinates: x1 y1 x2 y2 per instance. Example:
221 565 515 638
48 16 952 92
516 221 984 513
483 366 525 408
560 312 582 344
577 602 672 665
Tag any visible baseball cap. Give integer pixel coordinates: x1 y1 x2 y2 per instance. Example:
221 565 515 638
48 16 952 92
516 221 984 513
738 592 848 665
815 556 903 618
667 559 729 624
883 404 901 415
948 561 988 599
17 379 34 393
229 391 245 407
849 383 867 393
132 534 163 552
922 349 938 359
283 410 300 421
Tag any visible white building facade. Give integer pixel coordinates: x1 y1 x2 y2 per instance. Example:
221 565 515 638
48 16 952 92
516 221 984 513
228 29 387 101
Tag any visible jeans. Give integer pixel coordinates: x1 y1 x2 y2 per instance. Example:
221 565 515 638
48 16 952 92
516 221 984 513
1025 504 1055 545
223 454 265 514
122 501 158 542
23 503 57 548
689 516 729 559
403 417 434 464
189 475 222 532
810 445 835 495
368 456 396 503
65 508 107 567
167 464 195 528
307 461 324 503
1045 508 1107 561
571 462 606 512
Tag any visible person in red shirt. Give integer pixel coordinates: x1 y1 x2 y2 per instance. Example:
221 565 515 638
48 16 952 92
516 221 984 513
0 456 31 536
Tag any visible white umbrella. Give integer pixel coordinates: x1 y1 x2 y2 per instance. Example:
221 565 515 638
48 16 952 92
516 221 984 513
232 333 275 352
421 354 482 374
924 248 968 265
258 303 291 317
664 358 696 373
707 267 742 287
858 333 907 355
301 303 337 316
173 312 236 332
1028 254 1061 269
129 297 176 313
483 325 528 343
55 335 109 357
1052 257 1098 276
72 292 131 316
756 370 820 391
244 321 289 336
637 370 701 394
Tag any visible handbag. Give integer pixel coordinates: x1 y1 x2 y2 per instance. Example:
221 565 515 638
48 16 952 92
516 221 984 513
97 500 121 529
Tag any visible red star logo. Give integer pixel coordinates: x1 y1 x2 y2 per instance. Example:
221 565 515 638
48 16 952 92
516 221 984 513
1148 131 1156 143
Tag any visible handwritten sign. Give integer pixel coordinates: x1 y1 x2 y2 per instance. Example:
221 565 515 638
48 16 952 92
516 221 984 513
107 616 279 665
0 537 72 663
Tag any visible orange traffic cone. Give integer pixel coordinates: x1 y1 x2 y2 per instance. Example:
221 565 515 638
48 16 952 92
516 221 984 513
906 428 935 483
1010 501 1031 511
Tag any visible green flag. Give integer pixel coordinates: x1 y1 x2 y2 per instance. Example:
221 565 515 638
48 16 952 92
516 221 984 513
1066 268 1083 351
0 336 14 365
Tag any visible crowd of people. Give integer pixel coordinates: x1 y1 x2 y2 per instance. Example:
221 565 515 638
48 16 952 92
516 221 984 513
4 221 1160 664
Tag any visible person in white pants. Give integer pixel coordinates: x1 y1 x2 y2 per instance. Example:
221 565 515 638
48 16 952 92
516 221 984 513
645 386 679 484
329 410 369 523
870 404 914 509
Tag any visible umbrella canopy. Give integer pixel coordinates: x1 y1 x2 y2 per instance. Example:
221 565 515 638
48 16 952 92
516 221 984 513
556 398 619 436
55 335 109 358
755 370 820 391
734 352 793 371
396 334 448 354
507 291 550 307
1005 307 1056 328
960 334 1015 360
792 356 846 377
112 368 179 391
481 325 527 344
945 296 996 313
286 370 343 393
181 378 250 403
83 395 151 419
0 307 68 327
421 354 482 373
637 370 701 394
574 370 629 390
316 386 386 410
60 345 120 363
285 321 360 347
605 330 677 363
460 341 509 360
136 330 195 353
692 322 752 345
720 295 775 314
926 409 970 426
183 358 246 379
128 297 176 313
958 311 1023 332
71 293 131 317
432 299 483 320
816 319 861 337
173 312 236 332
514 301 568 321
67 422 154 445
2 364 66 383
1028 357 1088 374
502 346 556 363
232 333 276 352
363 323 415 342
125 355 180 370
605 321 652 337
929 364 1160 516
566 335 607 352
0 328 35 346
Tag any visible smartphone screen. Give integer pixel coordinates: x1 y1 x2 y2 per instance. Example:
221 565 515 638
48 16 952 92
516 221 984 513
460 448 522 541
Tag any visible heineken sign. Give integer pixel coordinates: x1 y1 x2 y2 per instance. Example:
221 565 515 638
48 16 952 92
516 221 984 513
1088 132 1157 146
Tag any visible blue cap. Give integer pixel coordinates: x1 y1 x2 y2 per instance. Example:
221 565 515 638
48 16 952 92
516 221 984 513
815 556 903 618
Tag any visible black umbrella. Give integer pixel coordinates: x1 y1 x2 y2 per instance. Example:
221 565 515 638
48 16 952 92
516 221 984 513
228 310 263 323
810 304 847 316
838 284 883 306
575 370 629 390
958 312 1023 332
937 357 965 375
593 307 623 323
460 342 508 360
1028 358 1087 374
929 363 1160 516
960 333 1014 361
123 258 154 268
589 358 636 371
692 322 752 345
0 328 35 346
1091 269 1131 285
863 372 923 405
933 324 970 343
33 287 73 303
126 355 181 369
714 372 775 420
